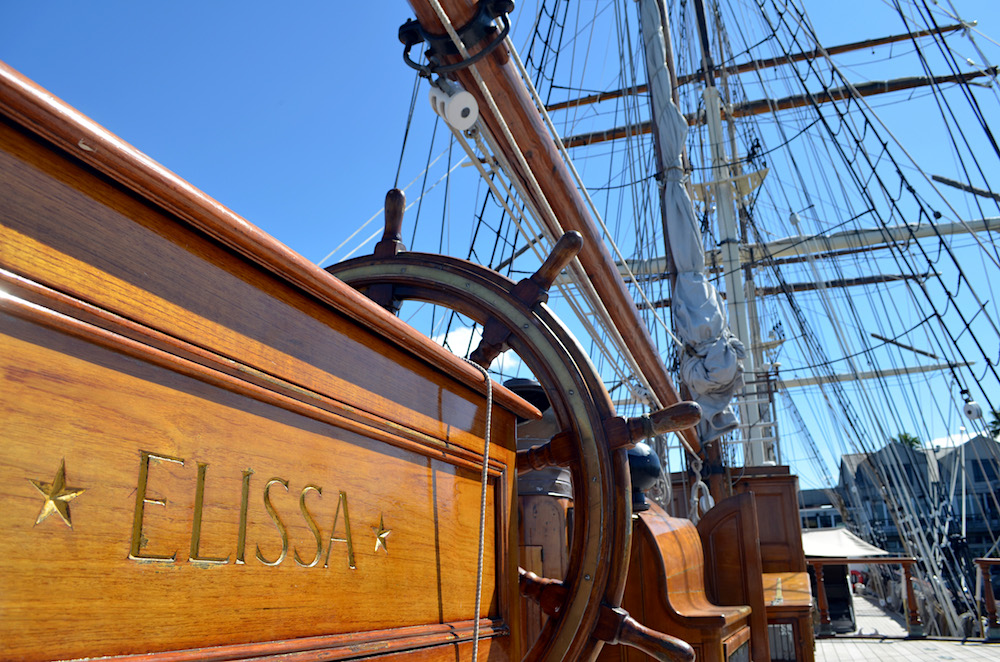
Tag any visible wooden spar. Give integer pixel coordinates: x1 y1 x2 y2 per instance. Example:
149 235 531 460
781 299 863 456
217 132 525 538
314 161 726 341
640 273 926 308
870 333 938 359
622 217 1000 278
561 66 999 148
781 362 972 389
932 174 1000 202
405 0 700 454
546 22 966 113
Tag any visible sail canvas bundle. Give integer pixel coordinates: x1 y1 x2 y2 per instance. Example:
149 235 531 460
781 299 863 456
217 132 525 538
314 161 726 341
639 0 745 443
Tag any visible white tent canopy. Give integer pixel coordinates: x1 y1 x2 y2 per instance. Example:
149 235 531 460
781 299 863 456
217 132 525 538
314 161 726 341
802 527 889 558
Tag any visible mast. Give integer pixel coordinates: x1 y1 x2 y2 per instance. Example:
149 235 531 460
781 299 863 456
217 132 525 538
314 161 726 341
693 0 771 466
404 0 700 453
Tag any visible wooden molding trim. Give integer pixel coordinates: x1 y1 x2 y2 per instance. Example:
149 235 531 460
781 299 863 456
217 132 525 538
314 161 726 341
0 61 537 422
63 618 508 662
1 268 507 476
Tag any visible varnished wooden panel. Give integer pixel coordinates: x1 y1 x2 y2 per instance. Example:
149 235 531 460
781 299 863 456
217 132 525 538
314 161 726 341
697 493 770 662
0 63 528 661
0 118 531 462
1 313 514 660
732 475 806 573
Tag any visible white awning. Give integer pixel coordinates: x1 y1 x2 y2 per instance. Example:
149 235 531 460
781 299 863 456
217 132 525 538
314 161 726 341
802 527 889 558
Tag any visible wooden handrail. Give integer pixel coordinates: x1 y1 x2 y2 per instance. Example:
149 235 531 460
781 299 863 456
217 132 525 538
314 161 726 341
975 558 1000 641
806 557 924 638
808 557 916 566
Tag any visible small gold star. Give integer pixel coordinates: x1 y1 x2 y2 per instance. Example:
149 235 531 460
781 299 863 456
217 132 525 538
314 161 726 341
29 459 86 528
372 514 391 554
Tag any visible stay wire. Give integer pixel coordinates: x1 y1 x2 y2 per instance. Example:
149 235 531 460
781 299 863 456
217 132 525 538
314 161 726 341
395 73 423 189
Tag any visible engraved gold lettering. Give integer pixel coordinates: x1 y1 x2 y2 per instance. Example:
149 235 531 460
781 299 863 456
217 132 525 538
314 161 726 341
129 450 184 562
323 491 356 570
235 468 253 564
256 478 289 566
294 485 324 568
189 462 230 564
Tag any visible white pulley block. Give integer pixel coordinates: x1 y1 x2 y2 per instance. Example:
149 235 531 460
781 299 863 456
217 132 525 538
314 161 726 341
428 86 478 131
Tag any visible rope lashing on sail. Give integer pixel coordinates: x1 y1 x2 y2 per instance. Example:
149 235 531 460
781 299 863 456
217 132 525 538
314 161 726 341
462 357 493 662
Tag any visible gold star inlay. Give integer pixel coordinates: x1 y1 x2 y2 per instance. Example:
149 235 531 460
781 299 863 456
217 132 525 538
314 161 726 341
372 514 391 554
29 459 86 528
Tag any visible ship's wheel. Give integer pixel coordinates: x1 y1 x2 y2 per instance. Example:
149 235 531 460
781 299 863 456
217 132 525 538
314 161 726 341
327 190 698 662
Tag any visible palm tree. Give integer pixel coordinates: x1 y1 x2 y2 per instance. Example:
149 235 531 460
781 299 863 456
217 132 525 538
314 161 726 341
891 432 920 449
988 409 1000 439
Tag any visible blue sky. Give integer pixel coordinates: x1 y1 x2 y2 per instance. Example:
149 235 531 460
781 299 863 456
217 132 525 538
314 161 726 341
3 3 418 265
3 1 997 264
4 1 1000 487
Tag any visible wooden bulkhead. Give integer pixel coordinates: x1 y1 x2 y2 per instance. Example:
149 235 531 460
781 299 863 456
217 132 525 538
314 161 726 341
0 60 537 662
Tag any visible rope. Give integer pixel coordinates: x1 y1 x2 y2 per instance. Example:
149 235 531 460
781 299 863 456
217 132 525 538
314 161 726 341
395 73 423 189
463 358 493 662
425 0 673 416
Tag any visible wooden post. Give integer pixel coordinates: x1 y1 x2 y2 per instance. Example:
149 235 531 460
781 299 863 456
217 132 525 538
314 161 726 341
978 560 1000 641
902 562 925 638
814 563 833 636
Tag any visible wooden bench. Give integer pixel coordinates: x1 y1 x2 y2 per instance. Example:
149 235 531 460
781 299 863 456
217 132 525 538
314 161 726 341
597 501 752 662
697 492 771 662
734 473 815 662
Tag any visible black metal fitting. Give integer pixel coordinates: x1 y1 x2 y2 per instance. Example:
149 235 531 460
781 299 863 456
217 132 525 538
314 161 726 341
399 0 514 76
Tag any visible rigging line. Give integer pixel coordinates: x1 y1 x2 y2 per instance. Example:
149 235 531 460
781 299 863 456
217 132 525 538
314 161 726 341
614 0 657 298
315 139 459 265
506 23 685 351
900 4 1000 222
915 0 1000 158
423 1 678 414
395 73 423 189
438 135 455 255
768 4 1000 406
807 15 1000 272
445 117 642 396
942 0 1000 63
780 314 937 374
411 117 442 247
683 117 821 171
467 129 643 391
766 174 928 440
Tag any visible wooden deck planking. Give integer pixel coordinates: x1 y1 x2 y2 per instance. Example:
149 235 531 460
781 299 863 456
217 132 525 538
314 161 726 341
817 637 1000 661
815 592 1000 660
852 594 909 637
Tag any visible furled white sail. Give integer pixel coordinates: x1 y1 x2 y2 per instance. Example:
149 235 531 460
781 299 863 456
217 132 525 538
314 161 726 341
639 0 745 442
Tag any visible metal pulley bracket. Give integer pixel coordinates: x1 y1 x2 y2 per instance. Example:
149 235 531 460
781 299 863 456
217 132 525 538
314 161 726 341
399 0 513 76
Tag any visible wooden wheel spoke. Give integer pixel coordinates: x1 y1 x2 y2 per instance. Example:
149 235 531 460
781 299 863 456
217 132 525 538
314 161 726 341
604 401 702 451
516 430 577 472
519 568 695 662
327 195 697 661
469 316 511 367
509 231 583 308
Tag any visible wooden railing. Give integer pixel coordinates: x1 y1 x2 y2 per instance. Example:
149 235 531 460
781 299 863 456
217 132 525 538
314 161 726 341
975 558 1000 641
807 557 924 638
